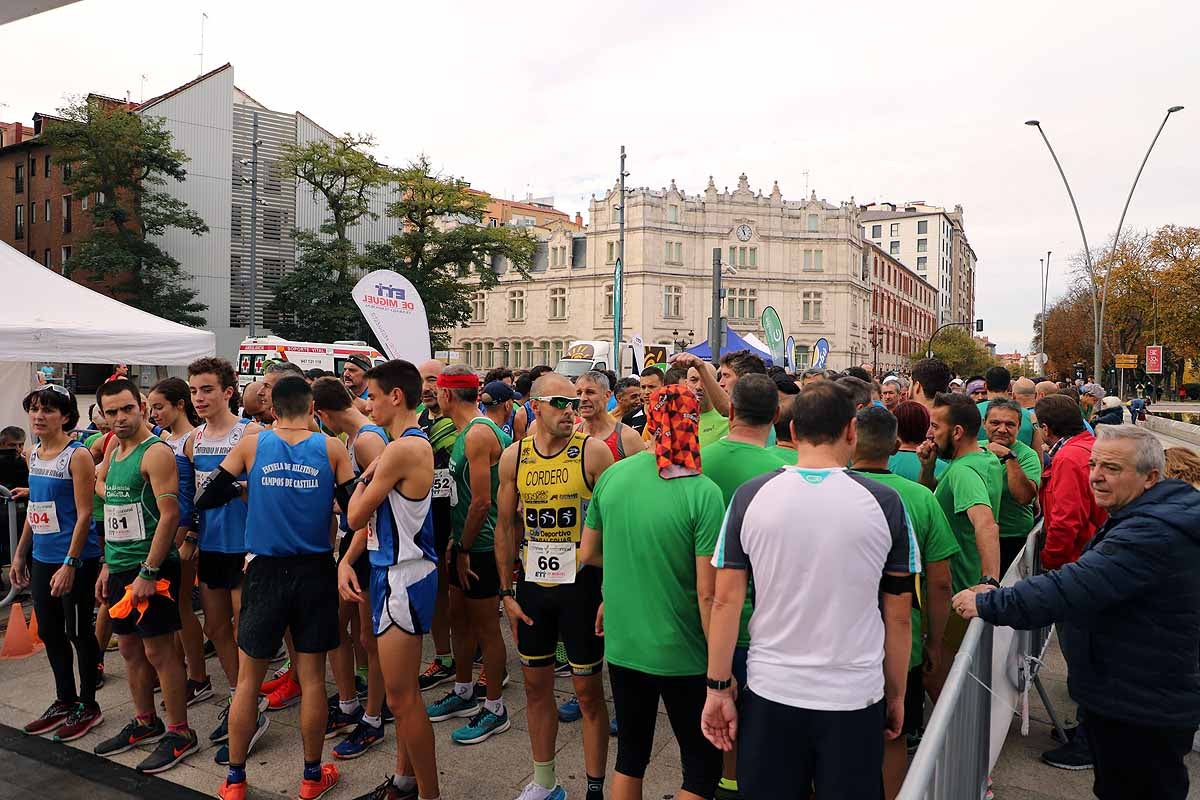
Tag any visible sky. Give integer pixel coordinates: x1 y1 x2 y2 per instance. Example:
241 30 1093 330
2 0 1197 353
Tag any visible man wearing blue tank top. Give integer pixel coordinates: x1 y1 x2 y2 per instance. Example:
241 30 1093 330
198 376 355 800
344 359 442 800
183 357 269 758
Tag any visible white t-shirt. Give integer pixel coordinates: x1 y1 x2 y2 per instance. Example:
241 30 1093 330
714 467 920 710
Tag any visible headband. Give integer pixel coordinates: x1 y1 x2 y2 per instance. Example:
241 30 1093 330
437 373 481 389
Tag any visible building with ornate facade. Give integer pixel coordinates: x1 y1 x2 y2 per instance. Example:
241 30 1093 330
449 174 923 372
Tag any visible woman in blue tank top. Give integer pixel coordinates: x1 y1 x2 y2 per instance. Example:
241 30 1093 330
11 385 105 739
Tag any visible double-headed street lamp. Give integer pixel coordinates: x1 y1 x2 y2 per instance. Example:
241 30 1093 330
1025 105 1183 382
672 329 694 352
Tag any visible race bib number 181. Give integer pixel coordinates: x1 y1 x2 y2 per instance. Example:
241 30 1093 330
105 503 147 543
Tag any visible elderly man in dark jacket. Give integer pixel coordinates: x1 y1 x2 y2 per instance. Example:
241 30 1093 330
953 425 1200 800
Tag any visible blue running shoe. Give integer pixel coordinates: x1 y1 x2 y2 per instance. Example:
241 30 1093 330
333 719 385 760
557 697 582 723
451 707 511 745
426 690 481 722
325 704 362 739
214 713 269 765
514 783 567 800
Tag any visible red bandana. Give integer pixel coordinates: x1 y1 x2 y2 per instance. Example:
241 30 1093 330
436 373 480 389
645 384 701 479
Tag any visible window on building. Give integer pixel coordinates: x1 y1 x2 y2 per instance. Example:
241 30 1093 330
736 247 746 267
61 245 71 266
917 238 928 253
484 342 495 368
553 340 565 364
796 345 811 369
81 194 88 211
917 256 928 269
807 214 819 232
43 249 51 268
606 241 615 263
549 287 567 319
62 162 71 181
889 241 899 256
665 241 683 264
917 219 928 234
675 241 683 263
29 201 36 225
802 291 823 322
748 247 757 267
263 161 282 194
262 207 282 240
508 290 526 321
44 155 50 177
14 163 24 194
471 291 486 322
727 287 757 320
668 204 679 223
44 198 50 222
603 283 614 318
871 224 881 238
803 249 824 272
561 245 569 267
663 284 682 318
728 245 736 267
14 204 24 240
261 257 285 284
890 222 900 237
231 204 242 238
62 196 72 233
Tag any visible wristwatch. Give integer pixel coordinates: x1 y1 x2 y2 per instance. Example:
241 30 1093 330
980 575 1000 588
998 452 1015 463
499 588 515 599
706 676 733 691
62 555 83 569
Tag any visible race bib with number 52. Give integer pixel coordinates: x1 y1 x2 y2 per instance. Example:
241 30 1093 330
432 468 457 504
105 503 147 543
28 501 60 535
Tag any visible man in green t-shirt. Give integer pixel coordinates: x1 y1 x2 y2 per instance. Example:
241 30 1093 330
699 374 786 799
919 393 1002 594
982 399 1043 576
672 351 778 448
92 379 198 773
852 407 959 798
428 364 512 745
581 385 725 799
975 365 1042 452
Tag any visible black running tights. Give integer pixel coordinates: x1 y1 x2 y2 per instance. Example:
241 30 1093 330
30 558 101 704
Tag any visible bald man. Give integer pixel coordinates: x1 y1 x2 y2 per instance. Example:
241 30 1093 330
241 381 274 425
1013 378 1037 410
1035 381 1058 402
416 359 460 688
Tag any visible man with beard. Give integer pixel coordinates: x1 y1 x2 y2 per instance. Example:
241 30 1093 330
575 372 644 461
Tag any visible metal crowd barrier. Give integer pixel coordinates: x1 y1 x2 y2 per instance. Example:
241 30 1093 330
1 485 18 609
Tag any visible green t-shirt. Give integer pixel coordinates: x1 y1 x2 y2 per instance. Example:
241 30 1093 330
700 439 786 648
103 435 178 573
855 470 960 669
584 450 725 676
997 440 1043 539
769 445 796 465
449 417 511 553
934 450 1003 592
85 432 106 523
699 407 730 449
977 400 1035 447
887 450 948 483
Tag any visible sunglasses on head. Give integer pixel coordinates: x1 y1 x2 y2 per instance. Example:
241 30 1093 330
26 384 71 402
534 395 581 411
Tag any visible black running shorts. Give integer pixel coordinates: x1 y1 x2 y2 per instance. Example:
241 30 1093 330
447 547 500 600
107 558 182 640
198 550 246 591
516 566 603 675
337 533 370 591
238 553 339 659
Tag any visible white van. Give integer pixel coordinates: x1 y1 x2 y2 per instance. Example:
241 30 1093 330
554 340 673 379
236 336 382 390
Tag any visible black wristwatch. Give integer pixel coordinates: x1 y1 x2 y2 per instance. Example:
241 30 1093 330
980 575 1000 588
998 452 1015 463
706 676 733 691
499 588 516 599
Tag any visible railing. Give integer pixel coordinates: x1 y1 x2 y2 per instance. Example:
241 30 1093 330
1 485 19 609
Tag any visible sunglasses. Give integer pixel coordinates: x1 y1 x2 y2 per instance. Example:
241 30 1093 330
25 384 71 402
534 395 581 411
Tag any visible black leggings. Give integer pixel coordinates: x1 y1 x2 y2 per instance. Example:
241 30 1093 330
30 558 101 705
608 663 721 797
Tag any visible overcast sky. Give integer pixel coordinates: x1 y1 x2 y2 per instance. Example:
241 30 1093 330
3 0 1196 353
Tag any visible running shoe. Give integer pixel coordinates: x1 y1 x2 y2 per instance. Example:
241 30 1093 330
381 702 394 724
22 700 76 736
515 783 567 800
557 696 582 723
472 668 510 700
355 674 369 701
553 660 572 678
260 664 293 694
333 719 385 759
96 663 106 690
714 782 742 800
213 713 270 765
473 646 483 666
53 702 104 742
203 639 218 659
217 779 247 800
269 643 288 663
105 637 118 652
94 716 166 756
325 705 362 739
419 659 456 691
136 728 199 773
451 706 510 745
183 677 214 706
298 763 339 800
266 676 302 710
610 716 618 737
354 776 418 800
1042 735 1093 770
426 690 480 722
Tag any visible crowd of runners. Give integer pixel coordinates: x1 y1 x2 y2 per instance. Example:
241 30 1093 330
5 349 1199 800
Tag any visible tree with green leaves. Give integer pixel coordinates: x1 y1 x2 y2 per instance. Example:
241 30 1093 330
267 133 391 341
916 326 995 377
42 96 208 326
362 156 536 350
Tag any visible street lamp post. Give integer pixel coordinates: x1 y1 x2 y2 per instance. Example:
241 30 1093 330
1025 106 1182 383
1039 251 1051 372
869 324 882 376
671 329 694 352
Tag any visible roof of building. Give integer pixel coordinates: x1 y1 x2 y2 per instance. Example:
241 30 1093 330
137 63 233 112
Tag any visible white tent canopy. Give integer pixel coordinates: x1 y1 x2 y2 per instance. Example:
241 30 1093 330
0 241 215 431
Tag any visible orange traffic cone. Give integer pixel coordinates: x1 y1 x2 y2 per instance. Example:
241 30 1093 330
0 602 38 659
27 610 42 646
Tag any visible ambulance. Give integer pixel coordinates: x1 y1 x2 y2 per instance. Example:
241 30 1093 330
236 336 382 390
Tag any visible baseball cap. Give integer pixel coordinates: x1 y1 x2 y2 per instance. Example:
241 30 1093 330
772 372 800 395
1081 383 1105 399
966 379 986 395
480 380 517 405
949 378 965 387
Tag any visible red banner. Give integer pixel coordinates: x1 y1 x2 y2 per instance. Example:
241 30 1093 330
1146 345 1163 374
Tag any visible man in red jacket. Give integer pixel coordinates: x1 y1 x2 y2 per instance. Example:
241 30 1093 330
1032 393 1108 771
1036 395 1107 570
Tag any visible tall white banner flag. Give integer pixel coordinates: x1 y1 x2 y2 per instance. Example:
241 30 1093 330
630 332 645 374
352 270 431 364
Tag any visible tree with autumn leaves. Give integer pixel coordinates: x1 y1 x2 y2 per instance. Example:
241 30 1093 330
1033 225 1200 388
